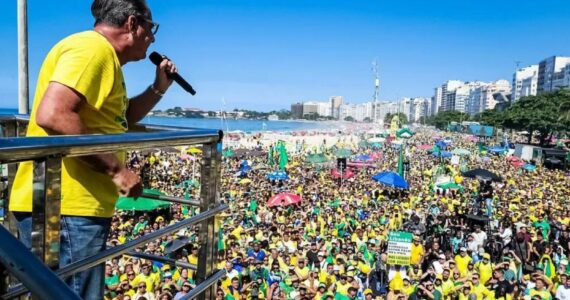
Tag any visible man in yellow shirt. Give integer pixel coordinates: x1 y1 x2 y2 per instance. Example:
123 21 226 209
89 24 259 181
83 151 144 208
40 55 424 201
9 0 178 298
410 236 425 266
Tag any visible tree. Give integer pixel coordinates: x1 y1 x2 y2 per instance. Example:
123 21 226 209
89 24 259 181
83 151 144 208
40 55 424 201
503 90 570 145
471 109 505 127
383 112 408 126
363 117 372 123
429 111 470 130
344 116 355 122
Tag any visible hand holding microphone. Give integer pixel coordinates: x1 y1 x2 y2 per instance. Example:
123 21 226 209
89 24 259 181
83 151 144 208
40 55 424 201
149 51 196 95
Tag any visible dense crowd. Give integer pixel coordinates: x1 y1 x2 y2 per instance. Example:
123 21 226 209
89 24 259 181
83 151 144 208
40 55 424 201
103 129 570 300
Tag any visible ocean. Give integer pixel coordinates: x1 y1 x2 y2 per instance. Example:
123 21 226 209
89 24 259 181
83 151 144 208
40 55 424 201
0 108 328 132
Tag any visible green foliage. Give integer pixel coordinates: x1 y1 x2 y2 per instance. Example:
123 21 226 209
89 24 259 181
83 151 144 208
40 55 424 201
344 116 355 122
427 111 469 130
471 109 505 127
363 117 372 123
384 112 408 125
503 89 570 145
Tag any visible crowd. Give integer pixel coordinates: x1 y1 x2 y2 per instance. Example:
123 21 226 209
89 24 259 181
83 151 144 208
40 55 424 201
102 128 570 300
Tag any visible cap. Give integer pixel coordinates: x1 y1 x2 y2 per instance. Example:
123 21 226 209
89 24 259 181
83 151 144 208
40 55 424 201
364 289 373 295
483 253 491 259
439 254 446 259
460 247 467 252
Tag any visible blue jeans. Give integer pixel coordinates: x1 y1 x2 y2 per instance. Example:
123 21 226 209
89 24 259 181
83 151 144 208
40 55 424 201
13 212 111 300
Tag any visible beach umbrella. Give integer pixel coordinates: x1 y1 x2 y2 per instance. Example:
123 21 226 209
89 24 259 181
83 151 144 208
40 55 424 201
116 189 170 211
370 152 382 160
506 156 521 162
187 147 202 154
267 193 301 207
239 178 252 185
331 168 355 179
267 170 289 180
354 154 372 161
523 164 536 171
222 148 234 157
358 140 370 149
511 161 525 168
306 153 328 164
437 182 464 192
461 168 502 181
436 140 447 149
370 142 383 149
452 148 470 156
418 144 432 150
371 171 409 189
432 151 452 158
334 148 353 158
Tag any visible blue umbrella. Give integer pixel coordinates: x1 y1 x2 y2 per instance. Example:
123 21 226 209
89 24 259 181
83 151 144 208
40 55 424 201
436 140 447 149
267 170 289 180
432 151 452 158
371 171 409 189
488 146 506 154
523 164 536 171
354 154 372 161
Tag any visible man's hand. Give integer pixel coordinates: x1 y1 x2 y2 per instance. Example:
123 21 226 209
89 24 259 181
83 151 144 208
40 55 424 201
112 168 142 197
153 56 176 93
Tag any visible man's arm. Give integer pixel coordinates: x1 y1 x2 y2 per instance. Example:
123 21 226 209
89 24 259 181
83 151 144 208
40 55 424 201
36 82 141 197
126 57 175 125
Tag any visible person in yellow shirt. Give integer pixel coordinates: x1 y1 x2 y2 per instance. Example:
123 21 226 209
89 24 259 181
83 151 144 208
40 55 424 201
475 253 494 285
455 247 472 277
9 1 177 298
410 236 425 266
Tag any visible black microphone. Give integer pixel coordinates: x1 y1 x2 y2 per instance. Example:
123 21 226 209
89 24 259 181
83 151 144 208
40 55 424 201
149 51 196 95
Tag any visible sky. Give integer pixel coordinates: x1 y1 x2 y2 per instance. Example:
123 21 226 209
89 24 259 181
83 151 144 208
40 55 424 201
0 0 569 112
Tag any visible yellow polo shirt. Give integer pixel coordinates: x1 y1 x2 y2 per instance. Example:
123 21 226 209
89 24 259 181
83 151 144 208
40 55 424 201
10 31 127 217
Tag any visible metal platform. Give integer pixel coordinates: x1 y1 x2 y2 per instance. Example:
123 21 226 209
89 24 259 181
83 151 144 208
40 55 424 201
0 115 226 300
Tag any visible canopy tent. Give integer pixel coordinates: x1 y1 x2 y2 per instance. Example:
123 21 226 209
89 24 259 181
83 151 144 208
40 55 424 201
267 193 301 207
396 127 415 139
354 154 372 162
306 153 329 164
437 182 464 192
116 189 170 211
432 151 452 158
462 168 503 182
372 171 409 189
334 148 353 158
452 148 470 156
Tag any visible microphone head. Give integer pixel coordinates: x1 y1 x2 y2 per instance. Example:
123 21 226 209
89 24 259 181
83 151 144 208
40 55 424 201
149 51 163 65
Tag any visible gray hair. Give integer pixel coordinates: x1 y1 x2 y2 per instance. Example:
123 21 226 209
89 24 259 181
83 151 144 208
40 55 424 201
91 0 150 27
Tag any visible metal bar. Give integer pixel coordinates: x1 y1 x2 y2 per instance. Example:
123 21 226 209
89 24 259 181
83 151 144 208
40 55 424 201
3 204 228 299
0 130 221 164
141 192 201 206
126 251 197 270
179 269 226 300
0 226 81 300
197 142 221 300
17 0 29 115
31 156 62 269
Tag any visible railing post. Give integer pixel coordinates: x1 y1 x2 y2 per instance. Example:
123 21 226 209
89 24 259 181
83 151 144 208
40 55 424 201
197 141 221 300
31 156 62 269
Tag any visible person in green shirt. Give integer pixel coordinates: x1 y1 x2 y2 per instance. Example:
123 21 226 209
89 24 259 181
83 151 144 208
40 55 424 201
533 215 551 240
104 264 120 292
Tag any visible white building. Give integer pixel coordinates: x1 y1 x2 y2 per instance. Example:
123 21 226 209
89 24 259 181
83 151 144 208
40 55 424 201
432 87 443 116
410 97 431 122
512 65 538 101
330 96 343 119
436 80 464 112
538 56 570 93
316 102 332 117
466 80 511 115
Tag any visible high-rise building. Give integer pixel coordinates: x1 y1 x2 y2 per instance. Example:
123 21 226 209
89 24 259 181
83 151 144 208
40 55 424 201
290 103 303 119
410 97 431 122
330 96 343 119
302 102 320 117
432 87 443 116
537 56 570 93
512 65 538 101
436 80 464 112
465 80 511 115
316 102 332 117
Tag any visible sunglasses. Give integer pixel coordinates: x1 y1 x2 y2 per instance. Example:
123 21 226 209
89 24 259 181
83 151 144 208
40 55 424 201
136 15 160 35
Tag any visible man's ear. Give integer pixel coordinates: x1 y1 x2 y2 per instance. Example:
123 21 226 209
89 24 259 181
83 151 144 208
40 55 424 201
125 15 138 33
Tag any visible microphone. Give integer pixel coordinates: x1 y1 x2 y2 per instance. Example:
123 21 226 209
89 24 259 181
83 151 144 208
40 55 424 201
149 51 196 95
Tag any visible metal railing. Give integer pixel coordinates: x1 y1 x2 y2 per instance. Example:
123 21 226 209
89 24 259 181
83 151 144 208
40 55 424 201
0 115 226 300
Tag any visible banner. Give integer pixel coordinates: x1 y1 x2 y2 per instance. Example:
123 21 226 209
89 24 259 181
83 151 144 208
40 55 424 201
387 231 413 266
